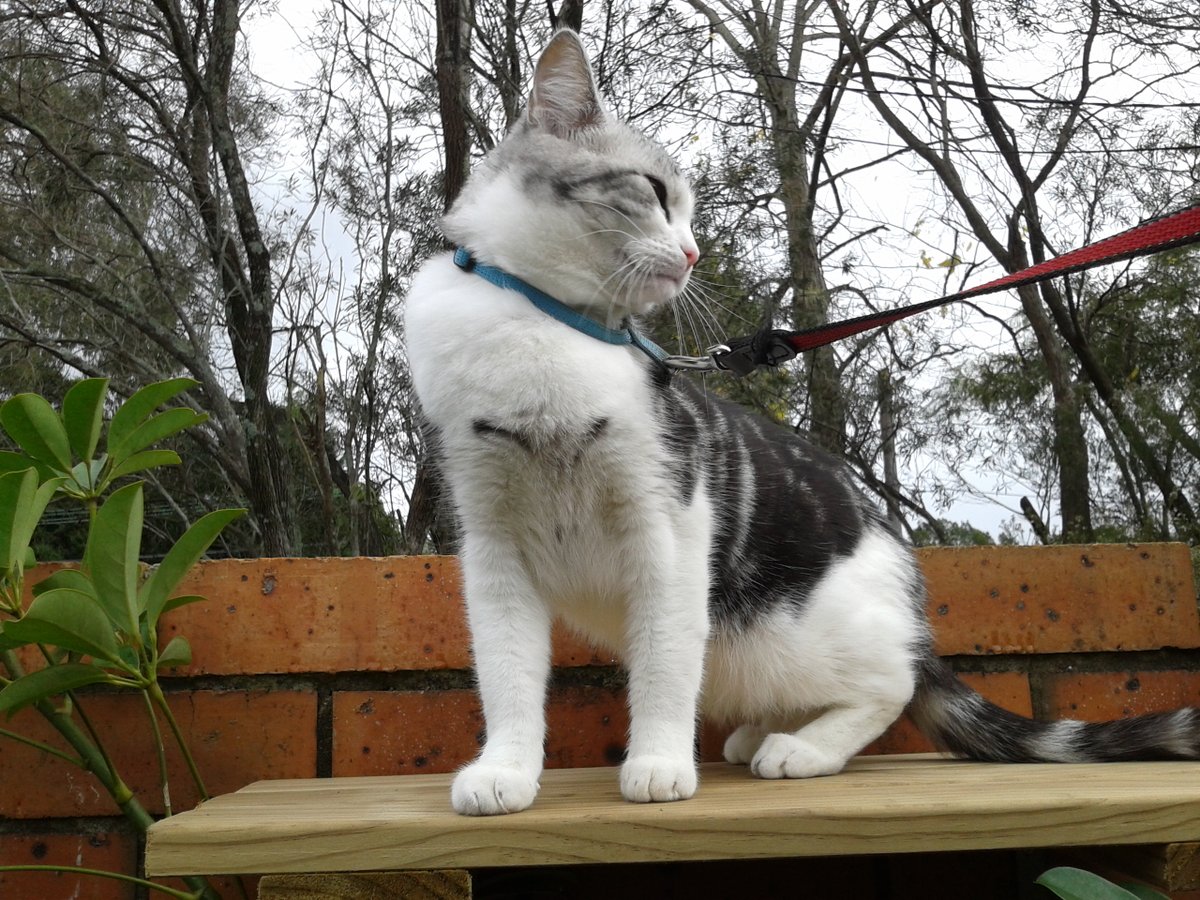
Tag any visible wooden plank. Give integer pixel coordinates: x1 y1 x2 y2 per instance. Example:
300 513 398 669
258 870 471 899
145 755 1200 877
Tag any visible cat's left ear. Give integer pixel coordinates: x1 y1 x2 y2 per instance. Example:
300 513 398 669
527 29 603 137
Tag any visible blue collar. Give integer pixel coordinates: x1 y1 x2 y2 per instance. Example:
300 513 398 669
453 248 668 366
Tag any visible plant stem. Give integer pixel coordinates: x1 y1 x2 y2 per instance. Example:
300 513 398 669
2 647 26 679
2 650 218 899
70 691 123 795
0 727 84 766
0 865 200 899
149 682 209 802
142 689 172 816
33 694 221 899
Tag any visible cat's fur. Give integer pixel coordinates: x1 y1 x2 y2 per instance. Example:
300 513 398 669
405 29 1200 816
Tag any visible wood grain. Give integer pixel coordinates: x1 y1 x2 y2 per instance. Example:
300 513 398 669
145 755 1200 876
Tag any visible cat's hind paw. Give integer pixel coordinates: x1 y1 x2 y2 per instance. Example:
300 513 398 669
750 733 846 779
620 755 698 803
722 724 766 765
451 763 539 816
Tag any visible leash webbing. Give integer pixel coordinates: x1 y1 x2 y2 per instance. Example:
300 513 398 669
711 202 1200 376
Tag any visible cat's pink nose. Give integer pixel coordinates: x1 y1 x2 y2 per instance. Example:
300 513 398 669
683 246 699 267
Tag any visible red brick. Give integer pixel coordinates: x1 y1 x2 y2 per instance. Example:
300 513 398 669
27 546 1200 679
1042 670 1200 721
919 543 1198 655
332 689 483 777
333 686 630 778
160 556 613 675
699 671 1033 762
544 686 629 769
162 556 471 674
0 690 316 818
867 712 935 755
0 830 136 900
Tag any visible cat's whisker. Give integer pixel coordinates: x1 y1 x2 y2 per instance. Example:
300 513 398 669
675 290 721 351
573 197 650 239
571 227 641 243
684 281 758 329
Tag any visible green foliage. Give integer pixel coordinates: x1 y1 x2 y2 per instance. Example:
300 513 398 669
911 520 996 547
0 376 241 898
1036 867 1169 900
0 377 205 503
0 379 241 714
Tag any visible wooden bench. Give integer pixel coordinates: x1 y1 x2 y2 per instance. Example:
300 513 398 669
145 754 1200 898
138 543 1200 898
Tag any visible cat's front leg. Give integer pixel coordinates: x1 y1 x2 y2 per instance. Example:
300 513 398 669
619 535 709 803
451 535 551 816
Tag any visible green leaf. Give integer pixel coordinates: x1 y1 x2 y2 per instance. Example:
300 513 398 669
156 635 191 670
107 378 198 455
161 594 208 615
0 468 37 572
11 477 63 572
68 460 92 493
1036 868 1148 900
0 451 43 476
108 408 207 465
0 623 27 652
0 470 60 573
140 508 243 625
108 449 181 481
3 588 124 664
32 568 96 598
83 482 144 637
0 663 114 716
0 394 72 471
62 378 109 464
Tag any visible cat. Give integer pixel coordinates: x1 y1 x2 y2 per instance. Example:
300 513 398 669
404 28 1199 816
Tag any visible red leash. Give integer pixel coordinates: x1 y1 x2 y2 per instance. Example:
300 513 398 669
708 202 1200 376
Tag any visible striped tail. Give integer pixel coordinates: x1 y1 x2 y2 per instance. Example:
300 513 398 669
909 656 1200 762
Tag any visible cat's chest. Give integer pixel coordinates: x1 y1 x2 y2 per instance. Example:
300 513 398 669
406 256 660 463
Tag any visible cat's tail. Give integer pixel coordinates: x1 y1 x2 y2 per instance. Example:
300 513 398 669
909 655 1200 762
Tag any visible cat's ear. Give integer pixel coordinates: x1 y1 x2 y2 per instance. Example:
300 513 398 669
527 29 603 137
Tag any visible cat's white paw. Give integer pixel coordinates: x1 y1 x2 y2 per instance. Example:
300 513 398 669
620 755 698 803
451 763 539 816
722 724 766 765
750 733 846 779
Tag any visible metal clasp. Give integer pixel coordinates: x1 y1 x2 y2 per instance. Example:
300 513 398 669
663 344 731 373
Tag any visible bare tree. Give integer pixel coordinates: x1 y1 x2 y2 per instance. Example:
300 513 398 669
0 1 299 553
826 0 1200 541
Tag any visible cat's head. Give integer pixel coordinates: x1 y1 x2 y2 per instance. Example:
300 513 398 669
443 29 699 325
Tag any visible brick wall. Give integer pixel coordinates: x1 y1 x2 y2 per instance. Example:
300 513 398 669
1 544 1197 899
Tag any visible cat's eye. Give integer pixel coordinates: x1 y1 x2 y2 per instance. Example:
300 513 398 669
645 175 670 217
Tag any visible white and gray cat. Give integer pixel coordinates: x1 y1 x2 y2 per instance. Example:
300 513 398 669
405 29 1199 816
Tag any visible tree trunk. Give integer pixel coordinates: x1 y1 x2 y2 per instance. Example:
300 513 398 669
157 0 299 554
878 370 903 531
435 0 474 215
405 0 476 552
1009 277 1094 543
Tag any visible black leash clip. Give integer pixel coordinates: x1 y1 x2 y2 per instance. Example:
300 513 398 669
711 331 798 376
